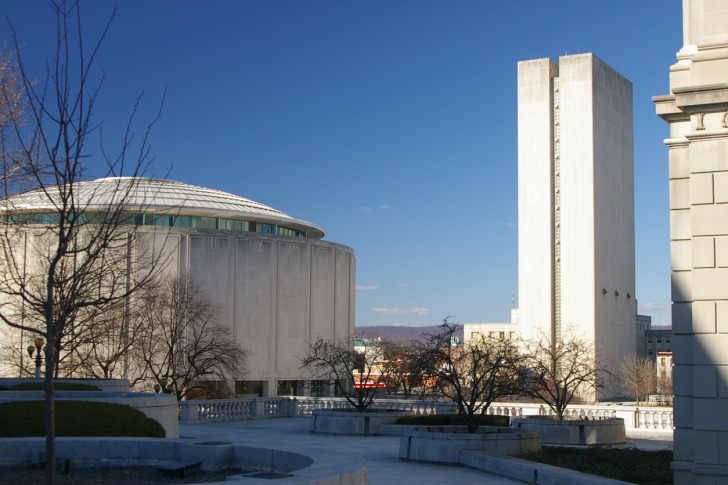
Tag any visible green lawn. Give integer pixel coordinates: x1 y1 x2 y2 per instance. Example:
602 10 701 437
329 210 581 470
0 400 165 438
521 446 673 485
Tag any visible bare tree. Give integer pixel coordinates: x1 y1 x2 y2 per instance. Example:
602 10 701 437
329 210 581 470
0 3 165 483
134 276 246 400
419 318 526 433
0 51 27 192
0 325 35 377
63 303 145 380
657 360 673 404
380 340 428 399
620 354 657 405
521 326 612 419
300 336 387 411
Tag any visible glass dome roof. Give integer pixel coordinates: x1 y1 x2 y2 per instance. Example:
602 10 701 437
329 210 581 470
2 177 325 238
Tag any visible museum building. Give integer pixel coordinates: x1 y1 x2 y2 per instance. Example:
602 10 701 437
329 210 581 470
1 177 355 397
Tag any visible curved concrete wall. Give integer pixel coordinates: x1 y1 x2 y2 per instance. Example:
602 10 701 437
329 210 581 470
145 228 355 395
0 390 179 438
0 218 354 398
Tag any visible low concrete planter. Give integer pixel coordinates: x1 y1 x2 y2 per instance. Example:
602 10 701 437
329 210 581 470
311 408 414 435
0 378 131 392
0 438 368 484
511 415 626 445
399 426 540 464
0 388 178 438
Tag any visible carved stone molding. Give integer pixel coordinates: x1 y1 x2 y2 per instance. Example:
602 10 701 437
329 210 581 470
694 112 706 130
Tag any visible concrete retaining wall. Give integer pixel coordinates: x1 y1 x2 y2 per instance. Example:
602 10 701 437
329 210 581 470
399 426 541 463
511 416 626 445
310 409 414 435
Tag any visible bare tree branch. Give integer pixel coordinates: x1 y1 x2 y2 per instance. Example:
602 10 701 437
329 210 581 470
418 318 526 433
133 276 246 400
0 3 166 483
620 354 657 406
521 326 613 419
300 336 389 411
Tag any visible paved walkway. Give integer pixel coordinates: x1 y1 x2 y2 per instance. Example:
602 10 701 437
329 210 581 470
179 417 673 485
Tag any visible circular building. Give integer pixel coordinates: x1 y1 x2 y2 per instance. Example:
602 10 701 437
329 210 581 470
1 177 355 397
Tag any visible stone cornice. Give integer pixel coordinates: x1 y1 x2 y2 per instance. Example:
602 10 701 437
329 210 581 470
672 83 728 95
663 137 690 149
672 83 728 111
685 128 728 142
654 94 690 123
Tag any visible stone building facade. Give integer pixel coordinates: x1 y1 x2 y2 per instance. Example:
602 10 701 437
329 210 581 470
654 1 728 482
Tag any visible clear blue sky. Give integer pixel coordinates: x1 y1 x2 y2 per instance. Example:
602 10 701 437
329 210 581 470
1 1 680 327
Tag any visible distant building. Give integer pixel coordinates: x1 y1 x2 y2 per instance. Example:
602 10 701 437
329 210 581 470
516 53 637 398
636 314 652 357
645 328 673 358
463 322 520 342
464 310 521 342
656 351 673 392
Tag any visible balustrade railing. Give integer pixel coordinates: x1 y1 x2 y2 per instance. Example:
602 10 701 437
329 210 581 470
635 408 673 429
178 396 673 430
179 398 256 423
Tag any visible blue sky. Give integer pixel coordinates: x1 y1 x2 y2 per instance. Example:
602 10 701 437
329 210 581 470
1 1 680 327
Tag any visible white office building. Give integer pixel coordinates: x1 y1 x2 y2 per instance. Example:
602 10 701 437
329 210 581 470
517 53 637 397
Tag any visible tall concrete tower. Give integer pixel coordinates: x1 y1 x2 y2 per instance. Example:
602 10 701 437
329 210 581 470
654 1 728 483
517 54 637 396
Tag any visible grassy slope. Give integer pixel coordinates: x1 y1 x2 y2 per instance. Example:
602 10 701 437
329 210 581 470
0 401 165 438
521 447 673 485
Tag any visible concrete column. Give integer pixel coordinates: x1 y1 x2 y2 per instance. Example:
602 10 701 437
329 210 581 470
655 2 728 483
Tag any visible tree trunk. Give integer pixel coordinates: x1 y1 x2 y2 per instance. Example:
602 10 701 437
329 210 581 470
44 332 56 485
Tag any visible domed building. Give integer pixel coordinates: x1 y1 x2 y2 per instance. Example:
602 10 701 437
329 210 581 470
1 177 355 397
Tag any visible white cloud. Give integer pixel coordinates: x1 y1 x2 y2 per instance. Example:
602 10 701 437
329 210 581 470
371 307 430 316
356 285 379 291
359 205 391 212
639 302 671 313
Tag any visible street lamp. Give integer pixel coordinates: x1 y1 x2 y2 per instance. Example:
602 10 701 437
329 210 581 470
159 378 172 394
26 337 44 378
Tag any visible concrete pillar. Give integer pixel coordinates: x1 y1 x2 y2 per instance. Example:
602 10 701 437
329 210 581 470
655 1 728 482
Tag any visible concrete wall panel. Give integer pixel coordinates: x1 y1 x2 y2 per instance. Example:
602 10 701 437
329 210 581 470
690 173 714 204
693 301 717 333
670 147 690 179
275 241 311 373
713 171 728 202
671 209 692 240
692 204 728 235
689 138 728 173
692 236 715 268
310 245 336 341
673 239 693 270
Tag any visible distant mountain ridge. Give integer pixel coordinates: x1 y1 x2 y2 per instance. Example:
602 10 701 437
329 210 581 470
355 325 463 343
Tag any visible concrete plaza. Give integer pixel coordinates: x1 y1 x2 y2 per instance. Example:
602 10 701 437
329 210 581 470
179 417 674 484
